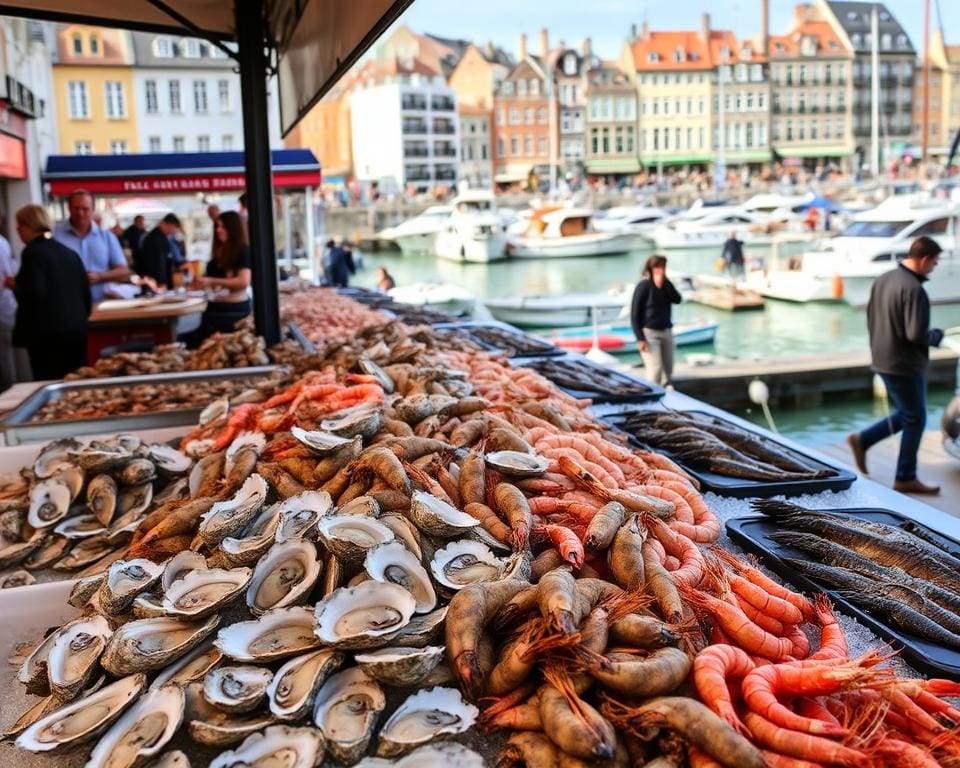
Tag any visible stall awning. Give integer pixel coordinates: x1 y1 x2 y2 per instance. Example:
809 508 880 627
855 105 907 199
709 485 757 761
44 149 321 196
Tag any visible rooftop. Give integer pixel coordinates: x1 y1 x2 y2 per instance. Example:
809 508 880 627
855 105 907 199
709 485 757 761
826 1 915 53
768 20 849 58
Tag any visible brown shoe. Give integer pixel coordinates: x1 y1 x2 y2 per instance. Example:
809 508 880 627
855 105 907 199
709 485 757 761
893 479 941 495
846 433 868 474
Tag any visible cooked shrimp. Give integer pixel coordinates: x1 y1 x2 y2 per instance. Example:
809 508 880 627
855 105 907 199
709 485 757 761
587 647 691 698
556 456 673 517
692 644 756 736
644 514 704 588
541 448 619 489
809 595 848 661
533 524 585 569
741 711 869 767
710 547 814 620
463 501 511 545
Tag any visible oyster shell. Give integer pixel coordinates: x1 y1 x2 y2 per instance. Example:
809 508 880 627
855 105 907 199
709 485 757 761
430 540 502 592
313 666 385 764
144 751 191 768
161 550 208 592
197 474 268 546
321 405 381 438
71 441 132 472
358 356 395 393
339 495 380 517
392 606 448 649
485 450 548 476
86 474 118 526
378 513 422 561
1 569 35 588
407 491 478 538
16 673 146 753
98 558 164 614
85 684 184 768
225 431 266 476
215 606 320 662
364 541 436 613
200 398 229 426
27 479 72 529
101 614 220 675
154 476 189 506
377 687 478 757
47 614 113 700
275 491 333 542
117 481 154 519
149 443 193 475
219 503 280 566
162 566 252 619
355 743 485 768
354 646 444 687
52 464 84 501
186 686 276 747
246 540 321 615
52 535 115 571
54 514 108 539
117 458 158 486
132 593 167 619
291 426 357 455
266 648 344 721
67 571 107 609
203 665 273 714
33 437 81 479
150 640 223 689
0 535 43 569
316 514 394 564
208 725 325 768
314 580 416 650
188 451 225 494
18 627 59 695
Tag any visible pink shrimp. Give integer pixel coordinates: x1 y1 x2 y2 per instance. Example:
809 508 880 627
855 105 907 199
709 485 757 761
710 547 814 620
534 434 626 485
540 447 618 489
209 403 262 450
532 523 584 568
644 514 705 588
809 595 847 661
692 644 756 736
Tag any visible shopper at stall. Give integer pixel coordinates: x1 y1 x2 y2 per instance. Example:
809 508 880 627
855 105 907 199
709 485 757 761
326 241 356 288
135 213 183 290
12 204 91 380
847 235 944 495
54 190 130 303
121 215 147 260
193 210 251 340
630 254 682 387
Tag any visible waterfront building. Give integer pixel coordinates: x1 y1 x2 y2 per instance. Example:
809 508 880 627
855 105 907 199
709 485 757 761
377 26 470 79
458 103 493 188
583 62 639 179
51 24 138 155
768 4 855 171
914 29 960 159
553 39 595 180
284 78 354 187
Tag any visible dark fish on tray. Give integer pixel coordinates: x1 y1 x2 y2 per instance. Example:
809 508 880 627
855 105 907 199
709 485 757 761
671 447 827 482
835 589 960 651
527 359 650 396
899 520 960 566
468 326 554 356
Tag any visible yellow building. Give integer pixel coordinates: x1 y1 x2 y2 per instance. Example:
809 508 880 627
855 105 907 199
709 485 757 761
52 25 138 155
919 29 960 155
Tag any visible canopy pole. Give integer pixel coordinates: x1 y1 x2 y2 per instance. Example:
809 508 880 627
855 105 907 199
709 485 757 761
236 0 280 345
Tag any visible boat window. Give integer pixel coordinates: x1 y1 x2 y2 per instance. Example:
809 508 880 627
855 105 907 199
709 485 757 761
630 216 661 224
840 220 911 237
559 217 588 236
871 252 893 262
723 215 752 223
911 217 949 236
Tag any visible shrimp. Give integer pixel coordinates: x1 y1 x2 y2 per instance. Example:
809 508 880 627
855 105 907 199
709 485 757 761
635 449 694 479
486 619 544 696
320 383 384 413
515 476 577 495
587 647 691 698
495 483 533 551
484 689 543 732
556 456 673 517
741 711 869 767
538 566 580 634
541 448 619 489
403 461 452 504
629 484 694 522
809 595 848 660
785 625 810 660
610 613 681 650
535 434 626 485
459 446 486 506
496 731 560 768
644 514 705 588
607 513 646 591
759 752 825 768
208 403 262 451
692 644 756 736
583 501 628 551
344 447 409 494
534 525 585 569
726 571 805 625
539 668 617 761
642 539 683 623
710 547 814 620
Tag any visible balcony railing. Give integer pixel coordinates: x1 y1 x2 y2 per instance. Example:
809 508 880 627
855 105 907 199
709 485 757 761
401 96 427 110
403 147 429 157
433 147 457 157
435 169 457 181
3 75 37 117
402 123 427 134
431 97 455 111
432 123 456 134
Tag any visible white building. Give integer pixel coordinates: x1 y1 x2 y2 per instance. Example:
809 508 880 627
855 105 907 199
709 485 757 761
458 104 492 188
130 31 281 154
349 73 460 193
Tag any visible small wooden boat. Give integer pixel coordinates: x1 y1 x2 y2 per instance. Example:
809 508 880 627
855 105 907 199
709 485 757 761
551 320 718 354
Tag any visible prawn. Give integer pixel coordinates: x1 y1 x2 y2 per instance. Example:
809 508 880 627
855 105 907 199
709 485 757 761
644 514 705 588
704 555 803 626
556 456 674 517
539 666 617 761
495 482 533 551
534 434 626 485
583 501 629 551
533 524 585 569
692 644 756 736
642 538 683 624
710 547 814 620
740 711 869 768
537 566 580 634
541 448 619 489
349 448 410 494
209 403 262 451
809 595 848 661
587 647 691 698
607 513 646 591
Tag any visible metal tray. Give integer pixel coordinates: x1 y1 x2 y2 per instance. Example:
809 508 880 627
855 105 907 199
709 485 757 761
432 320 563 358
510 352 665 404
0 366 282 445
600 408 855 498
727 509 960 679
286 322 316 354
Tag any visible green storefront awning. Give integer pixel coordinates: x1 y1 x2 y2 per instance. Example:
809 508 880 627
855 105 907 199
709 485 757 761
721 150 773 163
585 158 642 173
641 154 714 167
783 145 854 158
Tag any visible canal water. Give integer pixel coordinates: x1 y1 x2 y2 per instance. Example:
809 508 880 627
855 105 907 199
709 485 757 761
349 244 960 446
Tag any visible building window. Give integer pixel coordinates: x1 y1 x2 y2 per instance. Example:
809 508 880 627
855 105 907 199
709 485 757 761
615 126 624 153
197 135 210 152
89 35 99 55
602 127 610 154
517 79 527 96
675 127 681 150
538 136 547 155
183 39 201 58
786 120 793 141
72 34 83 54
664 99 670 115
524 107 533 124
218 80 230 112
481 143 488 160
687 127 693 150
148 136 161 152
497 137 505 156
699 126 704 148
154 37 173 57
194 80 208 113
173 136 185 152
145 80 158 114
524 136 533 154
510 136 518 155
74 140 92 155
222 134 234 150
537 107 547 124
496 108 505 126
109 140 128 155
529 79 539 95
501 81 514 96
653 128 659 151
67 81 89 118
663 128 669 150
169 80 182 113
508 108 519 125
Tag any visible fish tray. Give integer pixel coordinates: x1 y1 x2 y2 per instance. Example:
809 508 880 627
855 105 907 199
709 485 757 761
727 509 960 679
600 408 854 498
0 366 282 445
510 353 665 404
432 320 564 358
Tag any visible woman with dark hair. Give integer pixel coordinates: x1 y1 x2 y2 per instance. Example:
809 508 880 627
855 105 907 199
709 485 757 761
630 254 682 386
197 210 252 337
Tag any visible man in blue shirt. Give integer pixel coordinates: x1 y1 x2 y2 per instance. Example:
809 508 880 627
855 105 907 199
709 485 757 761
53 190 130 303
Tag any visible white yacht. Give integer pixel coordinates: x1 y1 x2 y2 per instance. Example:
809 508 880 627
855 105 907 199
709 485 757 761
434 190 508 263
388 281 476 316
507 207 637 259
651 207 793 251
592 204 672 243
377 205 453 255
485 286 633 327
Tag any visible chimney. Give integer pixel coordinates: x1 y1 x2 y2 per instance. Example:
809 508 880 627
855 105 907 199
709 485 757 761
540 28 549 57
642 21 650 41
760 0 769 55
582 37 592 57
630 23 638 43
518 33 527 60
701 13 711 43
794 3 810 27
486 40 495 57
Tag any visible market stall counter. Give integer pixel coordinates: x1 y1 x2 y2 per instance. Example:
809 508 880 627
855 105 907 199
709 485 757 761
86 295 207 363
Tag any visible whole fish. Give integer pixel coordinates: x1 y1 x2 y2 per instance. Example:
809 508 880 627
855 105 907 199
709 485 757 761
835 590 960 650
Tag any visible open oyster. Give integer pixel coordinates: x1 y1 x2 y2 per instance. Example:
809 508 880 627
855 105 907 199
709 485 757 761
430 540 502 593
150 640 223 689
161 566 252 619
1 569 35 588
54 514 107 539
27 479 72 529
0 536 43 570
407 491 478 538
225 432 266 477
161 551 208 592
86 474 117 526
313 666 385 764
354 646 444 687
118 458 157 486
71 441 132 472
197 474 268 546
246 540 320 615
392 606 448 649
377 687 478 757
132 593 167 619
101 614 220 675
218 503 280 566
321 405 381 438
339 495 380 517
53 535 116 571
316 514 394 565
23 535 69 571
47 614 113 700
215 606 321 662
18 624 62 695
291 426 357 455
33 437 81 478
208 725 325 768
203 665 273 714
98 558 164 614
355 743 485 768
358 356 395 393
145 750 191 768
149 443 193 475
117 481 154 519
378 514 422 561
85 684 184 768
266 648 344 721
183 681 275 748
364 541 436 613
485 450 548 476
314 580 416 650
275 491 333 542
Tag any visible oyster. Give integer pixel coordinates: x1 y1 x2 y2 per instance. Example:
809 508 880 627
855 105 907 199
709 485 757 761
275 491 333 542
321 405 381 439
150 640 223 689
377 687 478 757
266 648 344 721
197 474 268 546
47 614 113 700
27 479 72 529
86 474 118 526
291 426 357 455
85 684 184 768
378 514 422 561
246 540 321 615
67 572 107 609
118 458 158 486
215 606 320 662
71 441 132 472
188 450 225 494
154 476 189 506
0 535 43 569
185 679 276 747
149 443 193 475
392 606 448 649
98 558 164 614
219 503 280 566
1 569 35 588
485 450 548 476
52 464 84 501
145 751 191 768
313 666 385 764
33 438 81 478
161 550 208 592
203 665 273 714
358 356 395 393
54 514 108 539
162 566 252 618
208 725 325 768
364 541 436 613
132 593 167 619
339 495 380 517
314 580 416 650
52 535 115 571
407 491 478 538
18 629 59 695
225 431 266 476
199 398 229 426
354 646 444 687
430 540 502 592
499 549 534 582
316 514 394 565
355 743 485 768
16 673 146 753
101 614 220 675
117 481 154 519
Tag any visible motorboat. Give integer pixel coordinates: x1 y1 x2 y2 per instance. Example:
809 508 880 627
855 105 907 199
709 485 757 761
484 286 632 328
507 207 637 259
434 190 508 263
377 205 453 255
592 204 672 241
551 319 718 355
651 207 794 251
387 281 476 316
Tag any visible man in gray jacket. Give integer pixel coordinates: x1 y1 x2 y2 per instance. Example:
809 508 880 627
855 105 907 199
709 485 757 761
847 236 944 494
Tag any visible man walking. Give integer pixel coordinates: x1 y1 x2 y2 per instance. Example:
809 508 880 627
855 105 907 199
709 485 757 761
721 230 744 283
847 236 944 495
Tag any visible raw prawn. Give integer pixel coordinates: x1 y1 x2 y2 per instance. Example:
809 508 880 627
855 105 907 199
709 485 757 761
532 524 585 569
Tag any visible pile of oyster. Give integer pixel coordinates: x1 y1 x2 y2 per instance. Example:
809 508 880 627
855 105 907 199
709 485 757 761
0 436 193 588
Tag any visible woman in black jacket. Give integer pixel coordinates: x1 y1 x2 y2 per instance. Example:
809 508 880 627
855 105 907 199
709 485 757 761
630 254 682 386
12 204 91 379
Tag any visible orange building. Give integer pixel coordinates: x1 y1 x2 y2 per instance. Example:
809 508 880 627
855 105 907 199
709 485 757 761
285 77 355 182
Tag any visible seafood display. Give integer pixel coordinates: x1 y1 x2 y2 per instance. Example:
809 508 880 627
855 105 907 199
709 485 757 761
513 355 661 402
279 287 390 345
444 323 560 358
338 287 461 325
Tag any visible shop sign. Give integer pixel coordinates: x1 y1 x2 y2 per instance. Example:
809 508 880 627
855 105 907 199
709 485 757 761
0 100 28 140
0 133 27 179
49 170 321 196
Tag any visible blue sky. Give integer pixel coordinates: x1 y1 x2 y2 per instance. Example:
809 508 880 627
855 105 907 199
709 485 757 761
391 0 957 61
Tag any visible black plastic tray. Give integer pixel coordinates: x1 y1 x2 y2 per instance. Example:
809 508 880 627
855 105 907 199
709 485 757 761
600 408 855 498
433 320 563 358
727 509 960 679
511 353 665 404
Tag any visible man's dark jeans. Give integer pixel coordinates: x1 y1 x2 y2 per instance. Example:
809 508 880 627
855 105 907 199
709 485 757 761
858 372 927 482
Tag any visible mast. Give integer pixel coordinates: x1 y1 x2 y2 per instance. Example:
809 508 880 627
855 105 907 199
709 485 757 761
548 70 558 193
921 0 930 170
716 51 727 191
870 4 880 178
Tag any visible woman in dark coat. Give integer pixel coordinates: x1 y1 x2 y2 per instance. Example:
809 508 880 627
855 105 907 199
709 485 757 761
630 254 682 387
196 210 252 339
12 204 91 379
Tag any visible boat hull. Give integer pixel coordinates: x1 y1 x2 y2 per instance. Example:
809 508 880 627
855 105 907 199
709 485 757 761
507 232 636 259
552 322 718 353
393 232 439 256
744 270 843 303
485 304 626 328
435 232 508 263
